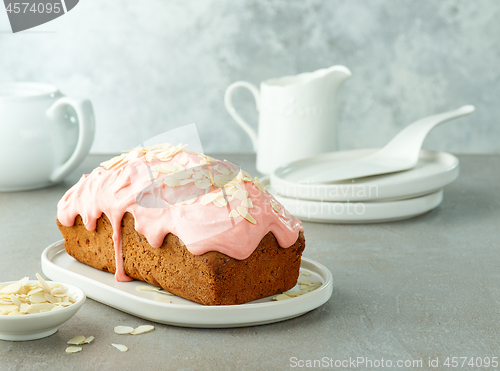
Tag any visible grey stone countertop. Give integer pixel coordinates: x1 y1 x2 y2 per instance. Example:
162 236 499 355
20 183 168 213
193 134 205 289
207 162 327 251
0 153 499 371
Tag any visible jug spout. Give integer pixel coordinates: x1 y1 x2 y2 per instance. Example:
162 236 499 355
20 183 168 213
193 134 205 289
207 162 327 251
322 65 352 85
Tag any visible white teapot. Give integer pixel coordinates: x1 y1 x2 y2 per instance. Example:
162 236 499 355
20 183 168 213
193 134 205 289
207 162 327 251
0 82 95 191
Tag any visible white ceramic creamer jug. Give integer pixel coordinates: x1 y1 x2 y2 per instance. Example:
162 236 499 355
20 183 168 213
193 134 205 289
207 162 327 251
0 82 95 191
224 65 351 174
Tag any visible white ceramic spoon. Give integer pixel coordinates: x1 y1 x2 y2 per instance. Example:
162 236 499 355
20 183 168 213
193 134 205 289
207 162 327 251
301 105 475 184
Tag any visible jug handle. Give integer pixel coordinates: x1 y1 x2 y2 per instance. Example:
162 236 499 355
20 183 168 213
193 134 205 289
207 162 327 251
224 81 260 151
47 98 95 183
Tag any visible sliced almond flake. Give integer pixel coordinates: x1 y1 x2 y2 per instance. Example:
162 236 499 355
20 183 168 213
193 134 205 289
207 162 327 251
154 297 171 303
27 303 54 314
7 311 21 315
35 273 51 293
100 154 126 169
224 186 236 196
306 281 322 287
0 283 21 295
237 206 257 224
299 270 311 276
28 287 44 295
20 303 29 314
297 280 314 285
112 343 128 352
9 294 22 307
192 171 203 180
228 209 239 218
50 306 64 311
125 150 141 160
50 287 65 296
183 196 197 205
158 163 176 173
145 151 156 162
18 277 29 287
241 170 253 180
200 169 211 178
84 336 94 344
214 196 228 206
131 325 155 335
241 198 253 208
0 305 19 314
195 179 212 190
233 189 248 201
212 199 225 208
114 326 134 335
65 346 82 353
283 291 304 297
217 166 230 175
136 286 158 292
29 293 47 303
171 170 191 180
270 200 280 213
273 294 291 301
44 293 58 304
164 177 181 188
179 178 195 185
156 290 174 296
67 336 86 345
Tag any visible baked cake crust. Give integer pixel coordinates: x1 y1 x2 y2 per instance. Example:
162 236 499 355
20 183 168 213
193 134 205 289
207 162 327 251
57 212 305 305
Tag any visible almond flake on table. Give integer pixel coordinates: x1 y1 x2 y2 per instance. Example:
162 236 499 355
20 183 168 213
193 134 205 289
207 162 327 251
67 336 86 345
114 325 134 335
111 343 128 352
65 346 82 354
131 325 155 335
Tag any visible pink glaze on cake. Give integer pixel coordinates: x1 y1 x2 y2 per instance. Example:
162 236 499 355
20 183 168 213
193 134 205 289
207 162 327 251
57 145 303 282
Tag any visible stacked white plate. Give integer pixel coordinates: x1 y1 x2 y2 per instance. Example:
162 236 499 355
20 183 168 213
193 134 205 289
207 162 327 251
267 149 459 223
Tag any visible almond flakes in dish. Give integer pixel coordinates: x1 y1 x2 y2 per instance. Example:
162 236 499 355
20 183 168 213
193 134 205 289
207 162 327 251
0 274 77 315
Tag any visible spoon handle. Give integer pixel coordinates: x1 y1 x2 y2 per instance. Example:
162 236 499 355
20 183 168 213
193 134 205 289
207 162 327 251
376 105 475 160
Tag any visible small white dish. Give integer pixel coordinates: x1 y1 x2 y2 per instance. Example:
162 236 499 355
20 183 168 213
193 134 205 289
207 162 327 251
41 240 332 328
0 280 85 341
268 182 443 223
271 149 459 202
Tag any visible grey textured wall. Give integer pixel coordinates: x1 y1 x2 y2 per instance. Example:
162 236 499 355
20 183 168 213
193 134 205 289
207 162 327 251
0 0 498 154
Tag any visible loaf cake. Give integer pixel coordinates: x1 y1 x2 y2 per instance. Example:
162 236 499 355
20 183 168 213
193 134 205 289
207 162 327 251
57 143 304 305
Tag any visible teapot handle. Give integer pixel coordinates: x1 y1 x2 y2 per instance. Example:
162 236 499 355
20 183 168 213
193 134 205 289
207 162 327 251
224 81 260 151
47 97 95 183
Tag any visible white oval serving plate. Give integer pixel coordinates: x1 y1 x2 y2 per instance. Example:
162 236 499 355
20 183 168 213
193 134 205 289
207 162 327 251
41 240 332 328
270 149 458 202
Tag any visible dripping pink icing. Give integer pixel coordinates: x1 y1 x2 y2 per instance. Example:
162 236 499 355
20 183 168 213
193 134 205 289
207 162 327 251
57 148 303 282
